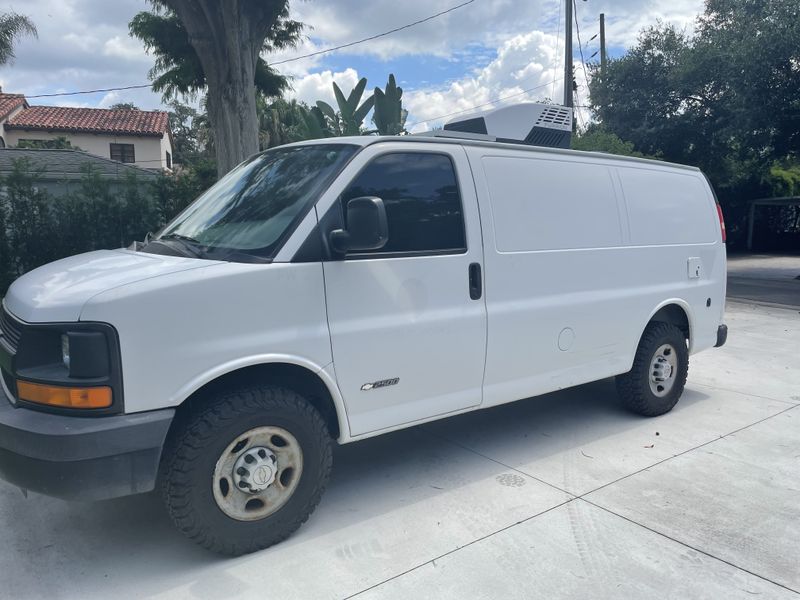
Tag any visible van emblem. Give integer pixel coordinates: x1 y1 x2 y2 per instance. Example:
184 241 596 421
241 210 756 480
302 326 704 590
361 378 399 391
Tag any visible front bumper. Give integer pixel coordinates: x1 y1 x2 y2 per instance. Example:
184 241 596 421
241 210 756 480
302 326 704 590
0 386 173 501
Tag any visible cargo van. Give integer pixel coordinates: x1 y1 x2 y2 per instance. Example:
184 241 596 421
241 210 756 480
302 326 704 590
0 104 727 555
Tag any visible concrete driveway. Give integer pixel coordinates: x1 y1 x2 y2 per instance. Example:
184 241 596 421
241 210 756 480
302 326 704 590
0 302 798 599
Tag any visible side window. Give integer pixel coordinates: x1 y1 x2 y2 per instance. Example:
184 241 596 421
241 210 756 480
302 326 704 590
341 152 466 255
110 143 136 163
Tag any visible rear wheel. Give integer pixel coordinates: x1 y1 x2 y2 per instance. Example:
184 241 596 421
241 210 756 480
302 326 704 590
616 322 689 416
160 385 333 556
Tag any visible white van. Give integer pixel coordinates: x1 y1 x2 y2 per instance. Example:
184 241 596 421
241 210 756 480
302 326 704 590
0 105 727 555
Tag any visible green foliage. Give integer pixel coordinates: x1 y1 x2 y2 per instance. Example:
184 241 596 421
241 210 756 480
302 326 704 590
372 74 408 135
166 100 214 168
109 102 140 110
589 1 800 248
129 3 302 101
571 125 648 158
336 77 375 135
766 161 800 198
0 159 211 293
258 98 321 149
0 11 37 66
257 73 409 148
16 136 80 150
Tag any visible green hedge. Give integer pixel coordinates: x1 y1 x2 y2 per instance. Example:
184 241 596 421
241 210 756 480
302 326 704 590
0 158 213 293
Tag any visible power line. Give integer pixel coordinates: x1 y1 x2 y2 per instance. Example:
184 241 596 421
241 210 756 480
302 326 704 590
551 0 562 100
573 0 591 88
406 78 564 129
25 84 152 99
20 0 478 99
271 0 477 65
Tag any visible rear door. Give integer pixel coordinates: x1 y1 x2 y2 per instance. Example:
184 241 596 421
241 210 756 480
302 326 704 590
319 143 487 436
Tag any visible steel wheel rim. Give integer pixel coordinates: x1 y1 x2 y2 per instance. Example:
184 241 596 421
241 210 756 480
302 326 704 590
649 343 678 397
212 426 303 521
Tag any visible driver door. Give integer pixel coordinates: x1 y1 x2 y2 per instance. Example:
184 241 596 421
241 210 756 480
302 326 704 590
319 143 487 436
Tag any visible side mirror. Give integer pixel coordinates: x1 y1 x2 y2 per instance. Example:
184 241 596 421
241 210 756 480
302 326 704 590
330 196 389 254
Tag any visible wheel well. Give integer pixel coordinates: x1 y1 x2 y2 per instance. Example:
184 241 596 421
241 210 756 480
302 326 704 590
649 304 690 341
177 363 341 439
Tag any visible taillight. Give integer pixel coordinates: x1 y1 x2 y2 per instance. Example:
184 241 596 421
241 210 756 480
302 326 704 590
716 203 726 243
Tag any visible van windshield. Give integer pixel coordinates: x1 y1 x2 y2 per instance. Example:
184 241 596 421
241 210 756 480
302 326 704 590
151 144 358 261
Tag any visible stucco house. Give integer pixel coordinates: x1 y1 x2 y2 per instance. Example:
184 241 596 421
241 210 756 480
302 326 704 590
0 92 173 172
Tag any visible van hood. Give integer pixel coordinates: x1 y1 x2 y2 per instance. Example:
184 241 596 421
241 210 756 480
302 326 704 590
4 249 217 323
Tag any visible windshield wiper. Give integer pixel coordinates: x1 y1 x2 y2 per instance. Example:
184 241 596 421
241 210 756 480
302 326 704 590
155 233 206 258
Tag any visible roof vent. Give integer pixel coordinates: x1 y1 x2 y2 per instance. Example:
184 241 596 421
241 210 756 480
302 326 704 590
442 103 572 149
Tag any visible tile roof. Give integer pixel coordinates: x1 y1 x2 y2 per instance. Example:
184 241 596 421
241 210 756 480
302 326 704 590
5 105 169 137
0 148 158 179
0 93 27 121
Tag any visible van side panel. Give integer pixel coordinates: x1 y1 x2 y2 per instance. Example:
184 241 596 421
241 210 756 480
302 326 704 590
486 157 623 251
468 147 724 409
617 165 725 352
619 168 717 245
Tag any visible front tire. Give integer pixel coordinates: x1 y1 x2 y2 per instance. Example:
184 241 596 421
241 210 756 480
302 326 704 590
616 322 689 417
160 386 333 556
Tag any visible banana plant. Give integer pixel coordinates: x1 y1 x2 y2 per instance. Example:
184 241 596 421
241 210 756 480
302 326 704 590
325 77 375 136
372 74 408 135
314 100 342 136
301 105 335 139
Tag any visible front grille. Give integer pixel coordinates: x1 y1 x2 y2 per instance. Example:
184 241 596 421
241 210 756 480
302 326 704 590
0 307 22 352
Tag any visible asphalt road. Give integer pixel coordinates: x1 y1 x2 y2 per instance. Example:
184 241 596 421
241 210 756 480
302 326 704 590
727 254 800 308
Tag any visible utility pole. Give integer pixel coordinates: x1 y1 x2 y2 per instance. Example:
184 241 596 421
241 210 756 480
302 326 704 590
599 13 607 75
563 0 573 107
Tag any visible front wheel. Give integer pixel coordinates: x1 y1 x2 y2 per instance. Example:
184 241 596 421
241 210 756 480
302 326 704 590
616 322 689 417
160 386 333 556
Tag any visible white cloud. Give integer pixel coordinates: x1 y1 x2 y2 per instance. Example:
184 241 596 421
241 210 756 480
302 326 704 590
103 35 146 61
63 32 98 53
288 68 362 108
98 90 119 107
404 31 566 131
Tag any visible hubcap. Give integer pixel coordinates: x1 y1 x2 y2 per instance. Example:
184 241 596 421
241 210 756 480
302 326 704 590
213 426 303 521
649 343 678 397
233 447 277 493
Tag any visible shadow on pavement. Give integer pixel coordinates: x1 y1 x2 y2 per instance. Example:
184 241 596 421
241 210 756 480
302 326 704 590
0 378 711 598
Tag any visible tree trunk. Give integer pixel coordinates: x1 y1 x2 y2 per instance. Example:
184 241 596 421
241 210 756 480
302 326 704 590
164 0 284 177
205 53 260 176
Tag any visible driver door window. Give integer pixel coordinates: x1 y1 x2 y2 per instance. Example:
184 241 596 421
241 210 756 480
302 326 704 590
340 152 466 256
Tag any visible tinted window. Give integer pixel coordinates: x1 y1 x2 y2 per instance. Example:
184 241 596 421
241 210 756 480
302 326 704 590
341 152 466 254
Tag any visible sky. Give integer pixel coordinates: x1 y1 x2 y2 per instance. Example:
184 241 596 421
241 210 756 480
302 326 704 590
0 0 704 131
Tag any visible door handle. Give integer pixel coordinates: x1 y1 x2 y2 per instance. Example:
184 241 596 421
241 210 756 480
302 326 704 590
468 263 482 300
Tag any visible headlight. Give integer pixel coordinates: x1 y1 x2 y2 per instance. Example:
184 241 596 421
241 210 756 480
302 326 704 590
11 322 122 414
62 331 110 378
61 333 70 369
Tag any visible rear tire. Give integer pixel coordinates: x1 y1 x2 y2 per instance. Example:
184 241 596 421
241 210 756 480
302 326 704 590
160 385 333 556
616 322 688 417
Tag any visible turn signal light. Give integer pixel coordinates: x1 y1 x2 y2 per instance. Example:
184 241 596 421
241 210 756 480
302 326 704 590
17 381 112 409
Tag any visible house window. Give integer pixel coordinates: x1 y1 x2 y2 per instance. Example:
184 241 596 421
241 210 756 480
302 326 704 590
165 151 172 169
110 143 136 163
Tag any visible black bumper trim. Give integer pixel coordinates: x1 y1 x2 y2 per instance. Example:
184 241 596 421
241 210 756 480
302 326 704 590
0 388 173 501
715 324 728 348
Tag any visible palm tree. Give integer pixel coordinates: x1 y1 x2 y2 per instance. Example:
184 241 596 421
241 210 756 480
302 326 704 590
0 12 37 66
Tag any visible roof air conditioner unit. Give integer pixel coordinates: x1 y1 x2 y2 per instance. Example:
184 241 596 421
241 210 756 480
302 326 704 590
443 103 573 149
